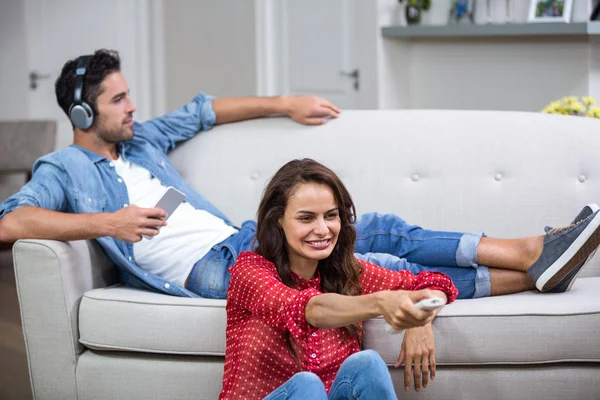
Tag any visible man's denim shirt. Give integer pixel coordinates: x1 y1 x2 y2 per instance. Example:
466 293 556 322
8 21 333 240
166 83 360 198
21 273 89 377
0 94 229 298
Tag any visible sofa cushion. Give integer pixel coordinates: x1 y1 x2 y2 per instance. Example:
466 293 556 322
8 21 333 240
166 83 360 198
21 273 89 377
79 286 226 355
365 277 600 365
80 278 600 364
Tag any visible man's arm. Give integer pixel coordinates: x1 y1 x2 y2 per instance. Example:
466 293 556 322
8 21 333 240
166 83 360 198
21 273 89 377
213 95 340 126
0 159 169 243
0 205 167 244
141 94 341 154
0 207 111 243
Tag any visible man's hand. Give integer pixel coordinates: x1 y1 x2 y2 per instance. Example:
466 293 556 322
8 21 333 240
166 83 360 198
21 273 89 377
283 95 341 125
396 323 436 393
107 205 167 242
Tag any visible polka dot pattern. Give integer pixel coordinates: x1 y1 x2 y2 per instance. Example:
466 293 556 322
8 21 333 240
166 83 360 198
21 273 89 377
218 251 458 399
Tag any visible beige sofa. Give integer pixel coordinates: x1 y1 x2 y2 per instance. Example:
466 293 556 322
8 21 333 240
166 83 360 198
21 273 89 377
13 110 600 399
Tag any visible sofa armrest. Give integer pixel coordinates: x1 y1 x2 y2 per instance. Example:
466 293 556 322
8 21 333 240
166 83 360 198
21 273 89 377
13 239 118 400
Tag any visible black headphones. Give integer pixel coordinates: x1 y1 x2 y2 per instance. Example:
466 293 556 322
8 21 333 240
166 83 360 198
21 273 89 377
69 56 94 130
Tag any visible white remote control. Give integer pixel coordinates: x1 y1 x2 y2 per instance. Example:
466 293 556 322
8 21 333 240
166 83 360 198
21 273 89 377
412 297 446 311
384 297 447 334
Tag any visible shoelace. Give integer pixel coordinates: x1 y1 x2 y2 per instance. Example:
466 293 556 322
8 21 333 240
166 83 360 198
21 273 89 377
547 220 583 237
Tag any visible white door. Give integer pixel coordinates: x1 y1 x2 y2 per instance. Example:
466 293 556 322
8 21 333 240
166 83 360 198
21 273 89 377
4 0 155 150
275 0 360 109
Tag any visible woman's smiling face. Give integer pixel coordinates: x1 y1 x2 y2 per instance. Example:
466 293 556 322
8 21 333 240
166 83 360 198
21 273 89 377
278 182 341 272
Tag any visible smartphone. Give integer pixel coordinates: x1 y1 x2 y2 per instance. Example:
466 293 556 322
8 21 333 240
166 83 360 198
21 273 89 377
143 186 186 240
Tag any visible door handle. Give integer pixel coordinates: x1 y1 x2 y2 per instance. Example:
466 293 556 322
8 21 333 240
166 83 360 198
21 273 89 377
340 69 359 79
29 71 52 90
339 69 359 91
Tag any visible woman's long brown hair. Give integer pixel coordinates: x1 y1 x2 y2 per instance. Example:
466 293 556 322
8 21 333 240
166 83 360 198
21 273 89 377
253 159 364 355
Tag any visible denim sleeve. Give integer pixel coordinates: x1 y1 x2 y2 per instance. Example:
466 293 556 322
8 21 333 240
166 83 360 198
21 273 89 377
139 93 216 154
0 162 68 219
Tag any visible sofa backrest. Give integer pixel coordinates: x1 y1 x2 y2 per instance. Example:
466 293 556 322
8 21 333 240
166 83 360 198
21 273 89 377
168 110 600 277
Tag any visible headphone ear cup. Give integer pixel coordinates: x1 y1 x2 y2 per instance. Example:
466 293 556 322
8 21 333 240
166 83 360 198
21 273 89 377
69 102 94 130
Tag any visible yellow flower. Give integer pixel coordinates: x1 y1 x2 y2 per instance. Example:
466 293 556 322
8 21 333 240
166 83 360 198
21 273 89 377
541 96 600 118
582 96 597 105
563 96 578 104
547 101 562 112
568 101 585 113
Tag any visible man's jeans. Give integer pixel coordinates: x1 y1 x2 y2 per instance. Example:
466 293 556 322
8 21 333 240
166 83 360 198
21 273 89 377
185 213 491 299
264 350 396 400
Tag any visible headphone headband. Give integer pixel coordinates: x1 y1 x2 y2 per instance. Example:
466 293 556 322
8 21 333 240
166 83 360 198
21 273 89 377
73 56 91 106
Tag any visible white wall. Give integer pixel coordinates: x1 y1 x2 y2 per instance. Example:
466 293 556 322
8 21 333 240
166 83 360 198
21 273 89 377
163 0 257 110
0 0 28 120
407 39 589 111
376 0 597 111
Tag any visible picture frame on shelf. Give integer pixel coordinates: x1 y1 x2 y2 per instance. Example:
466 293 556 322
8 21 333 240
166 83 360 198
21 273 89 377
527 0 573 23
449 0 476 24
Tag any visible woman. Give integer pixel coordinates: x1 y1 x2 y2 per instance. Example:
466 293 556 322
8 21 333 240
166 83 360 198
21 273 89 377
219 159 459 399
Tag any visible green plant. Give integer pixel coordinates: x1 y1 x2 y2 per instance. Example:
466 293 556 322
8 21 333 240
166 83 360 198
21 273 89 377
398 0 431 11
541 96 600 118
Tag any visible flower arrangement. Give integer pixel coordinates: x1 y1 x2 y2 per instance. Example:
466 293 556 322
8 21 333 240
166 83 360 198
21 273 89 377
541 96 600 118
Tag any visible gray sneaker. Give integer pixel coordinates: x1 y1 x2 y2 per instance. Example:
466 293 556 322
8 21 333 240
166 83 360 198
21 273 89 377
545 204 600 231
573 204 600 222
544 204 600 293
528 209 600 292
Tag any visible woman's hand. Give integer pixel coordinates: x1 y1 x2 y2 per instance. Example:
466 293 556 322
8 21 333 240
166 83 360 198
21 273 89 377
396 323 436 392
378 289 436 331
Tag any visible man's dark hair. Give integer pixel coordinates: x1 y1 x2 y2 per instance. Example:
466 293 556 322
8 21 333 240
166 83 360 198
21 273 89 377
55 49 121 119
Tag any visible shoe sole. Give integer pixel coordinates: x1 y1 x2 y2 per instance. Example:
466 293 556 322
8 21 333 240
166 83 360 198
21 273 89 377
536 212 600 292
563 204 600 291
563 245 598 292
550 245 598 293
549 204 600 292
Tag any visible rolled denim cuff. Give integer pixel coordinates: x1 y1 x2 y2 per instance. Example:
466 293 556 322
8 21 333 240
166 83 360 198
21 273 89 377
474 266 491 298
201 95 217 130
455 232 484 268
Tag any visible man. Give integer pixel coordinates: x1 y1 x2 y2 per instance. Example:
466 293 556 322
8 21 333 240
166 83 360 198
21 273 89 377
1 49 599 302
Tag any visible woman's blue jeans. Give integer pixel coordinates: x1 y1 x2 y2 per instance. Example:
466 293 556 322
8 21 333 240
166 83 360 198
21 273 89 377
263 350 396 400
186 213 490 299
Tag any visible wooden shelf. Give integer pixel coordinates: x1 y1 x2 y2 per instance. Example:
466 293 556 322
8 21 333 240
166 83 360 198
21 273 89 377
381 22 600 38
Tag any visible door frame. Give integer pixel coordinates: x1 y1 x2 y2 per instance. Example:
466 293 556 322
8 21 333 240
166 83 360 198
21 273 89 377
149 0 167 117
254 0 282 97
132 0 167 120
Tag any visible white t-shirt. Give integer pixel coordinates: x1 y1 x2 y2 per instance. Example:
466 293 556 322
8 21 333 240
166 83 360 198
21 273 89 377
113 156 237 287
